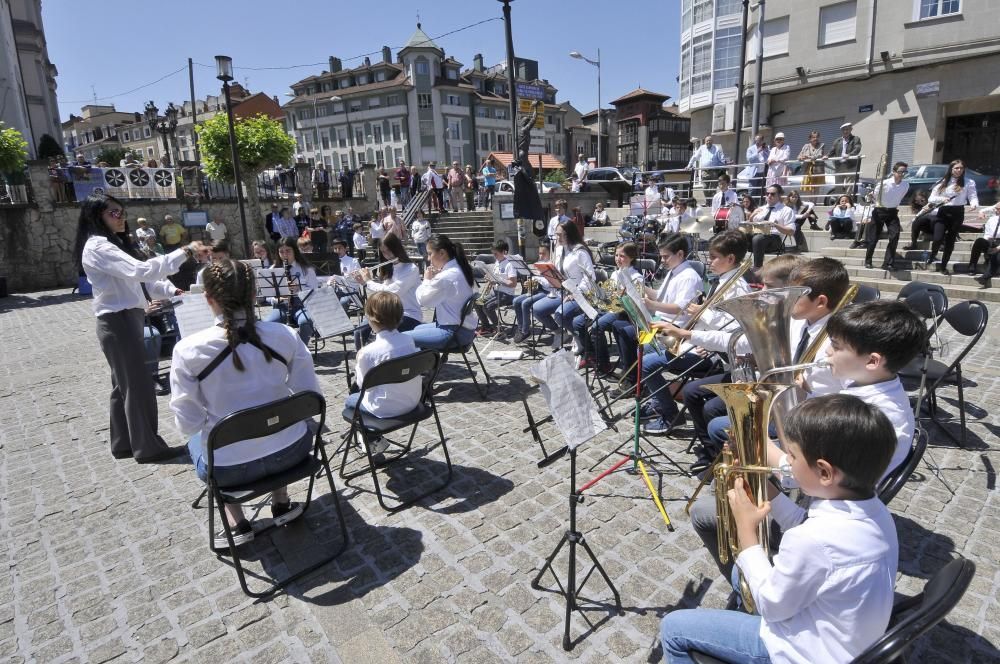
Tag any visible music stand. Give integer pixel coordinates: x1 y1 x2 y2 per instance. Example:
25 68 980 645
526 352 621 651
507 255 545 360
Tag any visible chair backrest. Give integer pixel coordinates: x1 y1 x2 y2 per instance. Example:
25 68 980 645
359 349 439 396
206 391 325 463
635 258 657 275
896 281 945 303
851 558 976 664
688 260 707 279
853 284 881 303
928 300 988 390
904 288 948 320
475 253 496 265
595 267 609 282
877 426 928 506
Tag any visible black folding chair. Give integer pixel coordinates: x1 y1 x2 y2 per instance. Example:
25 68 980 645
691 556 976 664
202 391 348 597
877 426 928 506
900 300 987 447
439 295 493 397
340 350 451 512
896 280 945 303
853 283 881 303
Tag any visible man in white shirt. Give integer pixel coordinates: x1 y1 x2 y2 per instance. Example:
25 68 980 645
865 161 910 270
422 164 445 214
748 184 796 268
292 193 309 217
573 154 590 181
205 217 228 243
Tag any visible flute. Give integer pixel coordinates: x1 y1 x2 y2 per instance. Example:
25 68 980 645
344 258 398 279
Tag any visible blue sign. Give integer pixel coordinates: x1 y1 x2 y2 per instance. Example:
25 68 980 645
859 104 873 113
516 82 545 100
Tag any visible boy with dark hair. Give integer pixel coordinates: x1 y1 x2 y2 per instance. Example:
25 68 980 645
474 239 517 336
661 394 899 663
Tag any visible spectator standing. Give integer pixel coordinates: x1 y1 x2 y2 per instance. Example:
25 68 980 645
292 192 308 217
205 216 228 243
464 165 478 211
573 153 590 182
394 160 411 208
382 206 406 241
827 122 863 196
410 214 432 262
766 132 790 188
377 168 392 207
311 164 330 199
339 169 355 199
743 134 769 201
275 207 299 240
422 163 445 214
686 135 727 197
160 215 187 252
135 217 157 247
369 212 385 256
447 162 467 212
264 203 280 242
408 163 421 202
797 131 826 198
481 157 498 209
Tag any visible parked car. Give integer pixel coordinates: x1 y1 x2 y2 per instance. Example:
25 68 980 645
736 159 875 205
581 167 639 204
898 164 998 205
494 179 563 195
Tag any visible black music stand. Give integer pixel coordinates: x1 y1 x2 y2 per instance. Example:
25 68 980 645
507 256 545 360
530 446 622 651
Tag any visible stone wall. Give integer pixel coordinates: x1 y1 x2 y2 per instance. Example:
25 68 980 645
491 191 614 261
0 161 380 293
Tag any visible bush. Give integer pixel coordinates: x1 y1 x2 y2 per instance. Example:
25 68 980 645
0 123 29 175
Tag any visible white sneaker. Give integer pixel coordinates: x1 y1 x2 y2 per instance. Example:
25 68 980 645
571 339 580 355
363 435 389 456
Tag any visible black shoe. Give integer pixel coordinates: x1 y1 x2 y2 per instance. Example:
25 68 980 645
850 241 864 249
809 223 821 230
967 263 977 275
112 449 132 460
638 402 660 421
271 501 305 527
881 262 895 271
864 260 873 269
154 377 170 396
512 329 528 343
214 519 254 549
135 446 189 464
902 244 917 252
937 264 950 275
975 274 992 288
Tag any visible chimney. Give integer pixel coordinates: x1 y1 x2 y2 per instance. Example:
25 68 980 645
473 53 483 72
382 46 391 63
363 56 371 67
329 56 342 73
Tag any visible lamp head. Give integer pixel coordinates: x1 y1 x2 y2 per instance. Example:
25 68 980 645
569 51 582 59
215 55 234 82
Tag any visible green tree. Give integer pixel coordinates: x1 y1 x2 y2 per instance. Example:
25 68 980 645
196 113 295 241
0 122 29 175
37 133 64 159
96 147 127 166
542 168 568 185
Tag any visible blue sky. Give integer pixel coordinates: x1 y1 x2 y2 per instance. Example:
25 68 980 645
44 0 681 121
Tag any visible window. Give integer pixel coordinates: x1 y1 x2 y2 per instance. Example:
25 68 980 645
373 126 383 143
820 1 857 46
122 131 130 142
338 128 347 148
446 68 458 80
447 119 461 140
376 150 385 168
713 27 741 90
918 0 960 19
495 108 507 120
680 43 691 99
497 133 507 151
420 121 435 137
316 105 328 117
415 60 430 75
716 0 740 15
476 106 489 118
357 151 365 165
387 94 400 106
368 97 381 108
357 74 368 85
555 118 561 132
692 0 712 24
545 138 552 153
333 102 344 113
349 101 362 112
682 0 692 31
691 33 713 94
480 132 490 150
446 94 461 106
355 127 364 145
147 147 154 156
322 135 330 150
143 127 151 138
375 71 386 82
450 146 462 163
418 93 432 109
341 154 350 169
391 122 401 141
394 148 403 162
748 16 790 59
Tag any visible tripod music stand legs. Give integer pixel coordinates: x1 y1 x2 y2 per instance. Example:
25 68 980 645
530 448 621 651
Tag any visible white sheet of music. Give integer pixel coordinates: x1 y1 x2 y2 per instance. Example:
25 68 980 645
173 293 216 338
530 350 606 450
570 276 599 320
300 287 354 338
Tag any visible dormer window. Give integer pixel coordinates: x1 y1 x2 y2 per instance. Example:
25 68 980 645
446 68 457 80
375 70 386 82
357 73 368 85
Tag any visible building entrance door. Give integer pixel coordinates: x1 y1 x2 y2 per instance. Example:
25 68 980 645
944 112 1000 175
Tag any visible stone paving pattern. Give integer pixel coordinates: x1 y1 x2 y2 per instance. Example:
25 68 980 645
1 289 998 663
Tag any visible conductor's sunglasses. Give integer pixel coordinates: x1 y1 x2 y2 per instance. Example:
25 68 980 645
107 208 125 219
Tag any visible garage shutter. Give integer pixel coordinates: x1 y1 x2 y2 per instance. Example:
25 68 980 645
887 117 918 168
774 117 845 161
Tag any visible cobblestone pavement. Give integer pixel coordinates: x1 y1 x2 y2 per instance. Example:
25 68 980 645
1 289 998 663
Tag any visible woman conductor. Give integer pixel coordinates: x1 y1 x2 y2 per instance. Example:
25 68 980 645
75 192 208 463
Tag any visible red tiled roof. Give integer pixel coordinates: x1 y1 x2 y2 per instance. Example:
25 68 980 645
610 88 670 104
487 152 565 170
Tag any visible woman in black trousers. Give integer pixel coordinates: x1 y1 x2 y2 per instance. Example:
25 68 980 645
75 193 208 462
924 160 979 275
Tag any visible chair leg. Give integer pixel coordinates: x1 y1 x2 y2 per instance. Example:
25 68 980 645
460 351 485 397
956 366 967 448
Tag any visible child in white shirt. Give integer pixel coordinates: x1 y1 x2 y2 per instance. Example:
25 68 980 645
353 223 369 263
474 239 518 334
661 394 900 663
344 291 423 454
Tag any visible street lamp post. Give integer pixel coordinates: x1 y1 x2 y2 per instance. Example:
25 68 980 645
569 49 601 168
143 100 179 165
215 55 250 257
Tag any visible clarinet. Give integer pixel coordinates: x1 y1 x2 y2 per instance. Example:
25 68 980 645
285 265 300 329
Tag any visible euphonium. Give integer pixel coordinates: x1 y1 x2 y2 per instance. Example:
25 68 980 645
659 257 753 356
705 381 794 615
581 278 626 314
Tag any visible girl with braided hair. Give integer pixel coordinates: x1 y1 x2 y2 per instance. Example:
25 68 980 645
75 192 209 463
170 258 320 547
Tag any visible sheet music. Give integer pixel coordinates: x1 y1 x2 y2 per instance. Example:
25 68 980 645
616 268 654 330
328 274 360 292
487 350 523 360
240 258 263 270
530 350 606 450
569 275 599 320
172 293 216 338
534 262 563 289
255 268 290 298
299 287 354 338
